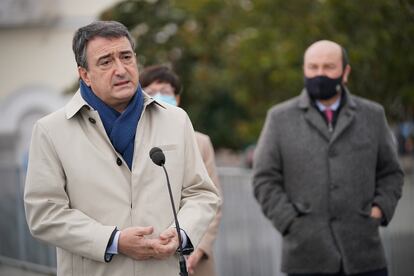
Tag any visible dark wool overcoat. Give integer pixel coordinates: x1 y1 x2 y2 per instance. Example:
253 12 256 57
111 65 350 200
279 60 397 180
253 89 403 275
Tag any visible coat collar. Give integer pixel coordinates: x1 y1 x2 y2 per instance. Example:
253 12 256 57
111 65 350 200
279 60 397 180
297 87 357 143
297 87 357 111
65 89 166 120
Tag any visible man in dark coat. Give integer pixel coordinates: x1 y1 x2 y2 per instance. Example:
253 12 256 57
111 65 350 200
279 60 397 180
253 40 404 276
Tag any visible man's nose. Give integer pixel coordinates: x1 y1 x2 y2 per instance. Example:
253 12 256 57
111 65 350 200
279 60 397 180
114 58 127 75
316 67 326 76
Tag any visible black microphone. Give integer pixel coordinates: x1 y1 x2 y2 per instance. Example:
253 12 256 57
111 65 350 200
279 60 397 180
149 147 166 166
149 147 188 276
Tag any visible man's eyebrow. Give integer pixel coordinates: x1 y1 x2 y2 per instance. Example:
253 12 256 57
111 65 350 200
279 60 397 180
96 50 134 62
120 50 134 55
97 53 111 62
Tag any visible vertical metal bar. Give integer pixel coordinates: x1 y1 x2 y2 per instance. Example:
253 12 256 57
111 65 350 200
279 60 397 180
16 165 27 262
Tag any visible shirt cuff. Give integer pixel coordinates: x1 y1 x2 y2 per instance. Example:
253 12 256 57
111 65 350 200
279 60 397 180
179 228 194 255
106 230 120 255
180 229 188 248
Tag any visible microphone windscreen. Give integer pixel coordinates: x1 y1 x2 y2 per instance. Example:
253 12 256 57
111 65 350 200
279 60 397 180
149 147 166 166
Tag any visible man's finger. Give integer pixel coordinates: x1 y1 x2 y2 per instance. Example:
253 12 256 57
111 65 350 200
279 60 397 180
187 256 195 274
152 238 178 258
135 226 154 236
160 228 177 239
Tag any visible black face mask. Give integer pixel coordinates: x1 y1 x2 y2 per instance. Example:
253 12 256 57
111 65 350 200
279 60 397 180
305 75 343 100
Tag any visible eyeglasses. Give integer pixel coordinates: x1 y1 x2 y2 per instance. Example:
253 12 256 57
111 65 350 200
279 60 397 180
96 51 136 70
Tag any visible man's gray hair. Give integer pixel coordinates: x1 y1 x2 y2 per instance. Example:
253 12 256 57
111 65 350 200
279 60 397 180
72 21 135 69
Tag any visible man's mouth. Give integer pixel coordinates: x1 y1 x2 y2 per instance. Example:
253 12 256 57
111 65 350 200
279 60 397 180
114 80 130 87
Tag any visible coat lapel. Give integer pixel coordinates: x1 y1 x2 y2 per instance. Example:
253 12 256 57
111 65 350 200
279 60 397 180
298 88 358 143
330 89 357 144
298 90 331 142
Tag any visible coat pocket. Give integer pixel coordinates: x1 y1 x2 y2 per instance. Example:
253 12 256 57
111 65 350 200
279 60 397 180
159 144 178 152
358 206 381 227
292 201 312 215
283 215 325 256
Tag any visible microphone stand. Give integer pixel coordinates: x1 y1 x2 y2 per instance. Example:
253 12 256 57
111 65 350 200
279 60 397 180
162 165 188 276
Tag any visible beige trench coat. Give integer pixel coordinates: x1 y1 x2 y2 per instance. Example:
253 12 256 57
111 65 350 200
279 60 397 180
193 132 222 276
24 91 220 276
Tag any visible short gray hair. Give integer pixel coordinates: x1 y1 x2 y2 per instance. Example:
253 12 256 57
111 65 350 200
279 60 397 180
72 21 135 69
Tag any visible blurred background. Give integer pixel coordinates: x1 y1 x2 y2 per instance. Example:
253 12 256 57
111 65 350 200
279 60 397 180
0 0 413 275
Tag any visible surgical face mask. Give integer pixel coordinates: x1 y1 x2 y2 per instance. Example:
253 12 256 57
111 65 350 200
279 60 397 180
153 93 177 106
304 75 343 100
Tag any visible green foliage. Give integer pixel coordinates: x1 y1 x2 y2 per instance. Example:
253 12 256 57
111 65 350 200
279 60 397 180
101 0 414 149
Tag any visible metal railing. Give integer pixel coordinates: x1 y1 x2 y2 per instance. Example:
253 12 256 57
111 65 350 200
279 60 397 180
214 167 285 276
0 165 56 273
0 255 55 276
214 167 414 276
0 165 413 275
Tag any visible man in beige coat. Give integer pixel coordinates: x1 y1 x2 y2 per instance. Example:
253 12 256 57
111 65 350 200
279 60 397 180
140 65 222 276
24 21 220 276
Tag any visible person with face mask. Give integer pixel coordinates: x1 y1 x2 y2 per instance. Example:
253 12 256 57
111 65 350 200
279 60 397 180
140 65 223 276
253 40 403 276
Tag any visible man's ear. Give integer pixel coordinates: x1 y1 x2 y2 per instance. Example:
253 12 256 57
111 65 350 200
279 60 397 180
342 64 351 85
78 67 91 86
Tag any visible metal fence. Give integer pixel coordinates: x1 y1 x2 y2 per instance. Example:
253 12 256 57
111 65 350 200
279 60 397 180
214 167 285 276
0 165 56 276
215 167 414 276
0 165 413 275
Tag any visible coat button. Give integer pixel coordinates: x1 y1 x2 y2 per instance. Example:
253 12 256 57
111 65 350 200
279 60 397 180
329 148 337 157
88 117 96 124
116 157 122 166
